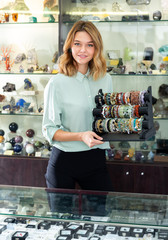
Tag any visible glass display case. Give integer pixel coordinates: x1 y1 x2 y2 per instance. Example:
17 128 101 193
0 0 168 196
59 0 168 162
0 185 168 239
0 0 59 158
0 0 168 161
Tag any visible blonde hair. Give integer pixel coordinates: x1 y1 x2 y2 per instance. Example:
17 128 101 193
58 21 106 80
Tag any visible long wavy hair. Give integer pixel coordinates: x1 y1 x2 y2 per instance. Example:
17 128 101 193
58 21 106 81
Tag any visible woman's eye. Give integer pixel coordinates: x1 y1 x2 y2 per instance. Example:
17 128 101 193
88 44 94 47
74 42 80 46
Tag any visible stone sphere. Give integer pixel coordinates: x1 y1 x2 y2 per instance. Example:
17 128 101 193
4 142 12 150
0 136 4 143
25 143 35 154
34 141 43 148
14 144 22 153
9 122 18 133
153 10 162 20
26 129 35 138
15 135 23 143
0 129 5 136
9 137 16 147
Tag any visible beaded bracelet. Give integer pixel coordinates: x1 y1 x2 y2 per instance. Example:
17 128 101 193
124 92 130 105
134 105 140 118
130 91 140 105
140 90 147 105
98 117 142 134
102 105 112 118
111 105 115 118
110 92 117 105
95 119 103 133
135 118 142 131
105 118 111 132
129 118 134 132
102 90 148 106
118 92 123 105
118 105 124 118
108 119 116 132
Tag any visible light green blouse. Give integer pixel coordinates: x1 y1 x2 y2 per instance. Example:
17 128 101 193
42 71 113 152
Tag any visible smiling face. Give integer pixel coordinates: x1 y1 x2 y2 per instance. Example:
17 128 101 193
71 31 95 74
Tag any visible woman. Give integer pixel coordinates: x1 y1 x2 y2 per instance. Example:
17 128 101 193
42 20 113 191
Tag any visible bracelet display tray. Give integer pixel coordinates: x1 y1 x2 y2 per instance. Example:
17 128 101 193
93 86 156 142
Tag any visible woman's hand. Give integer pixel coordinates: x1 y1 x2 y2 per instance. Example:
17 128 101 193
80 131 104 148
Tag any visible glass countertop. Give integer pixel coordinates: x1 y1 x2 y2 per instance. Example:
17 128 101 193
0 185 168 228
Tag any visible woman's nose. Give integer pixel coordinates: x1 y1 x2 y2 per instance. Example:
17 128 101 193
80 45 86 52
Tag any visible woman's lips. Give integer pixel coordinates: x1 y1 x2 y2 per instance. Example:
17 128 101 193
78 54 87 59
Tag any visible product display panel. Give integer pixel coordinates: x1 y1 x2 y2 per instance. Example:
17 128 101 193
0 0 168 161
0 0 168 199
0 0 59 158
59 0 168 161
0 185 168 239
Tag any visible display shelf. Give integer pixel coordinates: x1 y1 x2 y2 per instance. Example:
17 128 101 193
1 72 168 76
0 19 59 23
0 72 58 75
0 0 59 159
0 21 59 24
2 72 167 76
110 73 168 76
0 22 58 73
0 113 43 116
61 19 168 24
154 117 168 120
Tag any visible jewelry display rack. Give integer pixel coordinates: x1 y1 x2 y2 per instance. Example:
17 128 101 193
92 86 156 141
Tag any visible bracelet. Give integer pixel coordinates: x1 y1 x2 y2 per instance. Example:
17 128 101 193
110 92 117 105
97 119 104 133
104 93 107 105
125 92 130 105
129 118 133 132
140 90 147 105
135 105 140 118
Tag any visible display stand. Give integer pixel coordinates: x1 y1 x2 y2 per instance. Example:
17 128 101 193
92 86 155 141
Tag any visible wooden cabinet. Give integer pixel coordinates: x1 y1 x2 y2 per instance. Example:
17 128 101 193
107 160 168 195
0 156 48 187
1 155 168 194
107 163 133 193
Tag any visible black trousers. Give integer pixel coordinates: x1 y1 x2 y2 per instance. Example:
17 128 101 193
45 146 113 191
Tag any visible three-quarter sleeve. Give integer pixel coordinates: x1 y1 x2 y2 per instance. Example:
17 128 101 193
42 78 62 145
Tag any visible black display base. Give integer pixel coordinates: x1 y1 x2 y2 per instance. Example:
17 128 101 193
98 127 156 142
